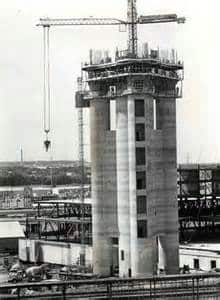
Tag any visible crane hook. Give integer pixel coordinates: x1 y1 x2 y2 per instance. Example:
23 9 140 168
43 25 51 153
44 132 51 152
44 138 51 152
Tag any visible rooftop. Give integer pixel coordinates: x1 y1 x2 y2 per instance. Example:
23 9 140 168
180 243 220 253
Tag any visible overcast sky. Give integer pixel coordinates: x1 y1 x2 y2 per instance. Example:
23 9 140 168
0 0 219 163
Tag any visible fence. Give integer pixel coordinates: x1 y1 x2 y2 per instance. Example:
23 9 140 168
1 273 220 299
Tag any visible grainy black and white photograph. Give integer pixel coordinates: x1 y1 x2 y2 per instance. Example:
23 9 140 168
0 0 220 298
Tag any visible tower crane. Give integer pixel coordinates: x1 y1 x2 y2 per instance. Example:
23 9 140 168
38 0 185 152
38 0 185 266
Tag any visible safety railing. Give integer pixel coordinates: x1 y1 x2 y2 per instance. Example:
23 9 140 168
87 69 183 82
1 273 220 299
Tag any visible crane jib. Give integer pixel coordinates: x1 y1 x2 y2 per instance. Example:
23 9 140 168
37 18 127 27
39 1 185 152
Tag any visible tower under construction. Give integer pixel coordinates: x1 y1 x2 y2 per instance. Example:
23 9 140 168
37 0 184 279
76 45 184 277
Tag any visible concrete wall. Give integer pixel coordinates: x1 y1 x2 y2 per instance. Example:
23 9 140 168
115 92 179 277
145 95 179 275
90 99 118 276
137 237 157 275
19 239 92 266
157 97 179 274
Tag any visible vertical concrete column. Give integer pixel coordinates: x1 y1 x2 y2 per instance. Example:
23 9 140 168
157 97 179 274
127 95 138 276
90 99 113 276
139 94 158 276
103 130 118 261
116 97 131 277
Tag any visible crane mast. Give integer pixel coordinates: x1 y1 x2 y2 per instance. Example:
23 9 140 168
127 0 138 56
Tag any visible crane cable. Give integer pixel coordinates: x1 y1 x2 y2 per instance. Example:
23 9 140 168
43 26 51 151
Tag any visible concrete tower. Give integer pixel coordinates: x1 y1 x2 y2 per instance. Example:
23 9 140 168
76 48 183 277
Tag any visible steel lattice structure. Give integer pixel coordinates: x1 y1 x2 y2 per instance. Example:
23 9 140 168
178 164 220 242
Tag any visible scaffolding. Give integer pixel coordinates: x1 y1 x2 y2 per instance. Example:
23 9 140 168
178 164 220 242
24 164 220 245
25 200 92 245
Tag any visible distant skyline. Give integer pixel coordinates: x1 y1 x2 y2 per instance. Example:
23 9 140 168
0 0 220 163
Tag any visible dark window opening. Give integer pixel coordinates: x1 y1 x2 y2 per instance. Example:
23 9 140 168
136 148 146 166
137 220 147 238
150 49 159 59
80 254 85 266
137 196 147 214
135 100 145 117
194 259 200 270
136 172 146 190
135 124 145 141
112 237 118 245
121 250 124 261
211 260 216 269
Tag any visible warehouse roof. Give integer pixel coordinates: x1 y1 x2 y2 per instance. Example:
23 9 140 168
180 243 220 254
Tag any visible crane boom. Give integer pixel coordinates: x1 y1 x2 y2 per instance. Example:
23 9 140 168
38 14 184 58
39 2 185 152
38 15 185 27
38 18 126 27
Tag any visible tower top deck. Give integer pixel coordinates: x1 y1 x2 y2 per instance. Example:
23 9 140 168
83 48 183 71
76 47 184 106
82 47 183 84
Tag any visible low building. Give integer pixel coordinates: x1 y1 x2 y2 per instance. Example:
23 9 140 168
19 239 93 266
180 243 220 272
